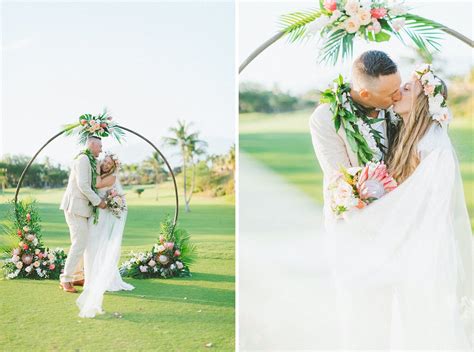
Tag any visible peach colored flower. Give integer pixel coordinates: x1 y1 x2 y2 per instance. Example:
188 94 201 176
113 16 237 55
424 84 435 95
344 0 360 16
357 8 372 25
344 17 361 33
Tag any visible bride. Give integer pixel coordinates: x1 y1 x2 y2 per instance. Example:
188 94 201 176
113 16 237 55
325 65 473 350
76 152 134 318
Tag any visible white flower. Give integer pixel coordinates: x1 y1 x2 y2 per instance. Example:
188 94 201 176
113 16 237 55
359 0 372 10
389 3 408 16
391 18 405 31
12 255 20 263
387 107 401 126
344 16 361 33
176 261 184 270
47 253 55 261
344 0 361 16
16 262 23 269
36 268 44 277
139 265 148 273
356 120 382 160
156 245 165 253
428 94 445 114
153 266 158 272
306 15 331 36
170 264 176 270
421 71 436 85
432 107 451 123
356 8 372 25
33 238 38 246
330 10 342 22
148 259 156 267
25 265 33 273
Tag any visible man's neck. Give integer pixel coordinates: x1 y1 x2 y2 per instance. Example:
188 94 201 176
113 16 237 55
349 87 379 118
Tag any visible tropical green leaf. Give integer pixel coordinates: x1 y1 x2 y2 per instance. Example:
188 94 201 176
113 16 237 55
278 8 322 42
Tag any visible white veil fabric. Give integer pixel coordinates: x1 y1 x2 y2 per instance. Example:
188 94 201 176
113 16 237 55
76 178 134 318
324 123 473 350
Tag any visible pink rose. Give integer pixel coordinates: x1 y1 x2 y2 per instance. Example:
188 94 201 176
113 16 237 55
165 242 174 250
12 248 21 256
174 250 181 257
49 264 55 270
424 84 435 95
26 213 31 222
323 0 337 12
26 234 35 242
370 7 387 19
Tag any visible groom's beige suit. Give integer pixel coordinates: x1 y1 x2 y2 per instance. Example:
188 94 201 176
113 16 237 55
309 103 392 350
59 154 101 283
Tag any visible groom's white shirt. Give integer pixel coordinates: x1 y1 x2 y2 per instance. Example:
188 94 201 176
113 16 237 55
60 154 101 218
309 103 387 221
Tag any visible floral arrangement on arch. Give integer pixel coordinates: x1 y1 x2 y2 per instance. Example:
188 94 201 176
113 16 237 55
119 218 196 279
279 0 443 64
1 201 66 279
64 110 125 145
329 161 397 218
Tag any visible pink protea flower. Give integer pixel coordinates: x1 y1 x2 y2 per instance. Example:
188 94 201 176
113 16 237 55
370 7 387 19
21 253 33 265
356 162 397 201
324 0 337 12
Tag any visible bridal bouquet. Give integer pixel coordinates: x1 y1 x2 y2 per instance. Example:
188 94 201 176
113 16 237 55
105 188 127 218
329 161 397 218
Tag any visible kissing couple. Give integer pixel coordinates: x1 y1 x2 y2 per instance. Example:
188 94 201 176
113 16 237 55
310 50 472 349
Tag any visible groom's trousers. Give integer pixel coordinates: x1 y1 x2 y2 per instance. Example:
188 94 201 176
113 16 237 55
60 211 89 283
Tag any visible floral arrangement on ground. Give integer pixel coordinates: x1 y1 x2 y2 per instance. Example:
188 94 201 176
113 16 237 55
119 218 197 279
1 200 66 280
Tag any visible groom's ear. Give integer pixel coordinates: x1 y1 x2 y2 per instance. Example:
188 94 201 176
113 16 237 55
359 88 370 99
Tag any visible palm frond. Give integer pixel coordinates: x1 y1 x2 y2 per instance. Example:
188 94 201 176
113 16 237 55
398 13 443 58
318 29 347 65
278 8 322 42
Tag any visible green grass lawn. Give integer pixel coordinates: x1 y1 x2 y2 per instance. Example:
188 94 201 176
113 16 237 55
240 109 474 228
0 181 235 351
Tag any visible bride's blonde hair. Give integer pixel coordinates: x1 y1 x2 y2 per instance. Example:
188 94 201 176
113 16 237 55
387 77 448 183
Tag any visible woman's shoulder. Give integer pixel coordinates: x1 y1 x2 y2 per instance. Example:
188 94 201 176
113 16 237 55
417 123 451 156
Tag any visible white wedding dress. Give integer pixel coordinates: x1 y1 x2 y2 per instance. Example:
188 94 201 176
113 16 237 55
76 178 134 318
324 123 473 350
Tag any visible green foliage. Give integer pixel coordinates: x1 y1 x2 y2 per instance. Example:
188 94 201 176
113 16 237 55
134 188 145 197
278 8 322 42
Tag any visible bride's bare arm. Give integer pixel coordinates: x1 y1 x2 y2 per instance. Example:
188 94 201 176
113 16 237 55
96 175 116 189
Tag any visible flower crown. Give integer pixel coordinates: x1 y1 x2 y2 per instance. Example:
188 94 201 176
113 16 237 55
413 64 451 125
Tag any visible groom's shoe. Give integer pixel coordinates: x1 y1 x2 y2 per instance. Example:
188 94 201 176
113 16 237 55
59 282 78 293
72 279 84 287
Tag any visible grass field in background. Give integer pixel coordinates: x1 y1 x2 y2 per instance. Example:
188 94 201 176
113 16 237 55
0 181 235 351
240 109 474 228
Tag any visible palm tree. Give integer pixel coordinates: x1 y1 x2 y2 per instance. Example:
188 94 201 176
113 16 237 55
163 120 208 212
144 152 165 201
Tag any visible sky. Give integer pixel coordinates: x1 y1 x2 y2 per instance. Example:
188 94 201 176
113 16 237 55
0 0 235 167
239 0 474 94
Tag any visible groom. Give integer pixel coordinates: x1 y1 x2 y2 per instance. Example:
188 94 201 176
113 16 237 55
309 50 402 349
310 50 402 223
59 136 106 293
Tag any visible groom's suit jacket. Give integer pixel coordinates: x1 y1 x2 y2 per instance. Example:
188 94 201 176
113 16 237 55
309 103 389 221
60 154 101 218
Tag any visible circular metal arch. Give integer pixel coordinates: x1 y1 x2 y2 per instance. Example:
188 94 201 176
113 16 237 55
13 125 179 232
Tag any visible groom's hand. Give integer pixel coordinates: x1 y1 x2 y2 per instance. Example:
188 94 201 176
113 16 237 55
98 200 107 209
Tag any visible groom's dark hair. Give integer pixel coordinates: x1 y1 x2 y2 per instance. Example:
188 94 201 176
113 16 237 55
353 50 398 79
